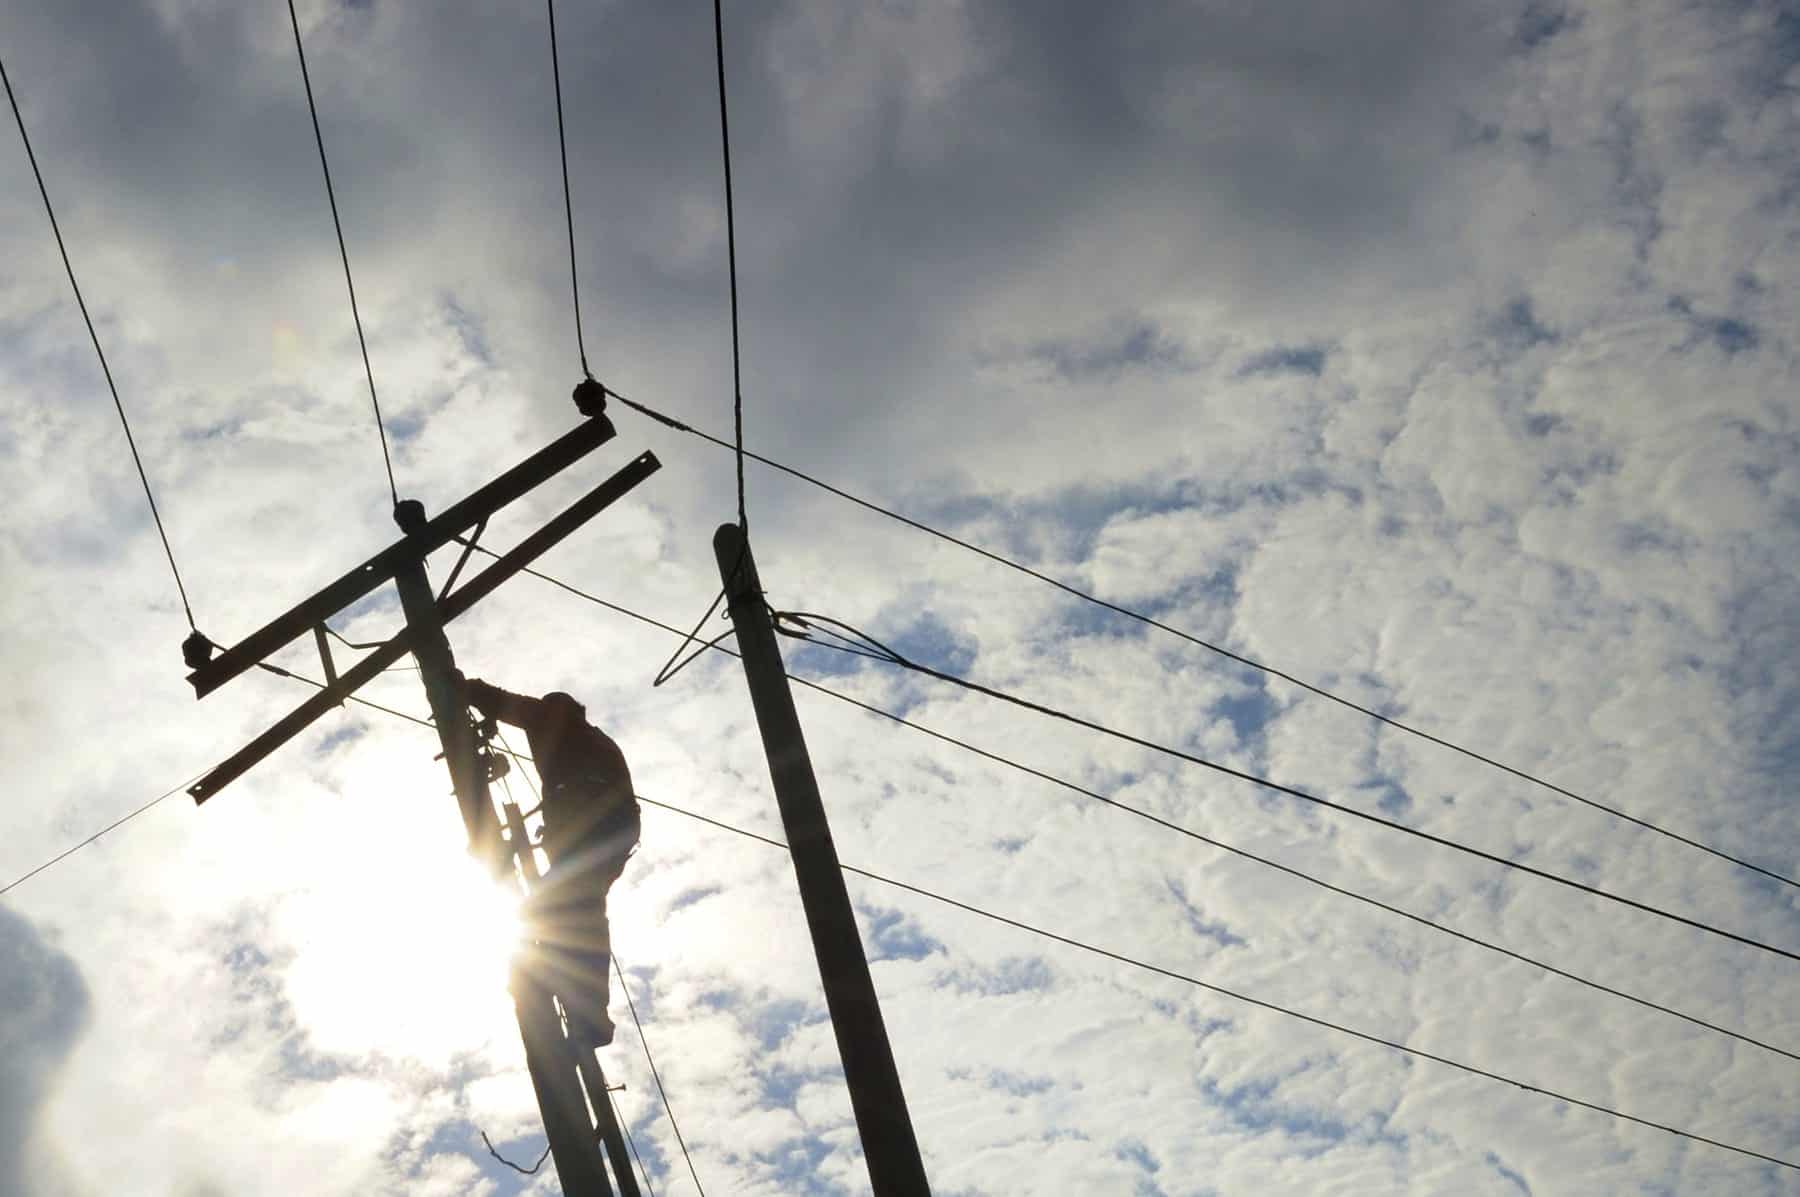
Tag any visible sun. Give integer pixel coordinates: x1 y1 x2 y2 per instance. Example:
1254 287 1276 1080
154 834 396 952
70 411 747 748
276 777 529 1065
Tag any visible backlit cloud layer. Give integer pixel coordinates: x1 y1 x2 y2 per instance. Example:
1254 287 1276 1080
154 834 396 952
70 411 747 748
2 1 1796 1194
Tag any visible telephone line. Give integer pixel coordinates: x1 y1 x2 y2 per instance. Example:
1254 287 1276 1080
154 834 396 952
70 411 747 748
607 1086 657 1197
4 55 198 631
286 0 399 505
615 956 707 1197
15 757 1788 1173
544 0 592 378
13 566 1783 1085
495 730 708 1197
603 389 1798 892
631 793 1799 1174
778 611 1800 965
0 775 201 898
456 553 1796 1058
711 0 747 531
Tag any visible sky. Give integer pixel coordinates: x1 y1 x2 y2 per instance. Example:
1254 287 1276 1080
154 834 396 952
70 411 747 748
2 0 1798 1193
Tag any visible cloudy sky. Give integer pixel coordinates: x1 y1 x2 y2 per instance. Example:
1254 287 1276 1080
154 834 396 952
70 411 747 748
3 0 1798 1193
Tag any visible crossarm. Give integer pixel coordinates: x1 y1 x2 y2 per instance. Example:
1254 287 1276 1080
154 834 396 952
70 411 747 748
188 450 660 804
187 415 618 699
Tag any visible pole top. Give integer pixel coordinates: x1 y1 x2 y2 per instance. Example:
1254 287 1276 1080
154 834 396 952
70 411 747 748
713 521 748 571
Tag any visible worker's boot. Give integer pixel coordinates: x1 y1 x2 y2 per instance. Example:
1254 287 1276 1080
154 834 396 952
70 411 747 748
585 1010 617 1049
564 947 616 1048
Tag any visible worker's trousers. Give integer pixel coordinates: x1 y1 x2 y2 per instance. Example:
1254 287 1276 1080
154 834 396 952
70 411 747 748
533 798 640 1039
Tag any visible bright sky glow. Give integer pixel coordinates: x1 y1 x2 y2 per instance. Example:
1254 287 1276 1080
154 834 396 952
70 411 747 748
3 1 1798 1194
277 816 523 1067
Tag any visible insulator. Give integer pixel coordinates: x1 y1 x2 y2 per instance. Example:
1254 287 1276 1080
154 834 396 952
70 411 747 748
181 630 214 670
572 377 608 417
393 498 428 535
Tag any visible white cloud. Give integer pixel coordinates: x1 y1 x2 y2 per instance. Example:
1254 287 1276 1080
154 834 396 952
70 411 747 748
3 0 1797 1193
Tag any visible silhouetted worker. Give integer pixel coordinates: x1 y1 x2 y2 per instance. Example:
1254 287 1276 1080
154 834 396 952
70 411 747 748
464 678 638 1047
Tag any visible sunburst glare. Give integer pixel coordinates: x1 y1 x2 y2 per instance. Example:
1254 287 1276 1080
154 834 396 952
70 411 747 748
276 790 525 1066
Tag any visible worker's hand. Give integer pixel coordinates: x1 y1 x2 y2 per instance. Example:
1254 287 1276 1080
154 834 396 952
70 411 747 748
464 676 497 712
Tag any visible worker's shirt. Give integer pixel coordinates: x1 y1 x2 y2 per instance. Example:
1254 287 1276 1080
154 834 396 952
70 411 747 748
470 683 636 860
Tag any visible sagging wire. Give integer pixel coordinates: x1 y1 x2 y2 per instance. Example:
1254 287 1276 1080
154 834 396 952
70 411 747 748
479 1130 551 1177
774 609 1800 965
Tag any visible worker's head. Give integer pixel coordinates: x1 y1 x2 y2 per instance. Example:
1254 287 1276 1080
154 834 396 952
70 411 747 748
543 690 586 724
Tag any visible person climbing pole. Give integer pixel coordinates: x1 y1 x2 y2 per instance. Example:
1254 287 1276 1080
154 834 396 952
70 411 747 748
463 677 639 1047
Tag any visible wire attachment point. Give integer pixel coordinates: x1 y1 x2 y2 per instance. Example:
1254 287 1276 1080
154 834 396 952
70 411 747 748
393 498 428 536
181 630 215 670
573 376 608 417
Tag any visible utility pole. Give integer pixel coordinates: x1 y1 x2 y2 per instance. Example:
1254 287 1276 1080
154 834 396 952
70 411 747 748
395 551 637 1197
714 522 932 1197
185 407 658 1197
498 795 643 1195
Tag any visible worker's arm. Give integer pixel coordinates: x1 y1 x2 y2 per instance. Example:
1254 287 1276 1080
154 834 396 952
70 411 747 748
464 678 543 729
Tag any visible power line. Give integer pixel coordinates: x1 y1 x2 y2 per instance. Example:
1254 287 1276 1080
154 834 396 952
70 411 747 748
631 793 1800 1175
480 1131 551 1176
615 956 707 1197
250 661 437 728
637 0 753 695
0 775 201 898
10 629 1790 1174
774 611 1800 964
0 664 428 899
18 748 1789 1174
651 591 735 688
543 0 591 378
4 55 198 632
459 557 1796 1059
602 389 1799 892
711 0 747 533
15 556 1774 1120
491 731 708 1197
630 1 750 699
285 0 399 506
787 681 1800 1061
607 1085 658 1197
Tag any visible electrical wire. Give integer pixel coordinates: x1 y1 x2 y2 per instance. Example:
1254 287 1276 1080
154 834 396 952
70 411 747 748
614 955 707 1197
252 661 436 728
9 548 1769 1149
711 0 747 532
640 0 753 694
4 55 198 631
630 792 1799 1174
285 0 399 505
0 665 431 899
9 621 1789 1174
651 585 732 688
492 731 708 1196
777 611 1800 965
603 389 1799 892
16 748 1789 1173
778 675 1800 1061
459 561 1797 1058
325 624 386 651
480 1131 551 1176
0 774 202 898
544 0 591 379
607 1085 658 1197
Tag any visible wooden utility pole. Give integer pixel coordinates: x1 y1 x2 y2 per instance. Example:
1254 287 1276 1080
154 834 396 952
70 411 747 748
498 799 643 1196
713 522 932 1197
395 555 637 1197
186 410 659 1197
